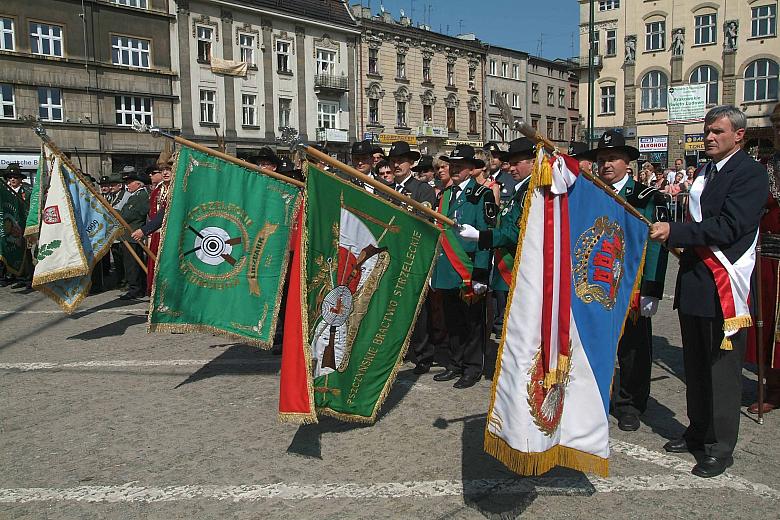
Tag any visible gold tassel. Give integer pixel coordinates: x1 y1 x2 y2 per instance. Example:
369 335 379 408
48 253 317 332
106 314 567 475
723 315 753 332
543 369 558 389
539 154 553 187
557 354 570 380
531 144 553 188
721 336 733 351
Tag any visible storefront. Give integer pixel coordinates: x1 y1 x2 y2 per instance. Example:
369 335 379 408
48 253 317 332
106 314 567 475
684 133 708 166
638 136 668 168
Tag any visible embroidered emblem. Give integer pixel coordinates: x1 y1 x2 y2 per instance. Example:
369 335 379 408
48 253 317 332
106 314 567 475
527 347 571 436
42 205 61 224
573 216 625 310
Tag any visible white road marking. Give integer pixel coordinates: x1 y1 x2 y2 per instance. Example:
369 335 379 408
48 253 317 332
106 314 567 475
0 359 277 371
0 308 148 315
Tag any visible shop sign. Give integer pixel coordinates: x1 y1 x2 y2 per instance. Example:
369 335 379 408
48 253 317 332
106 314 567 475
445 139 484 148
379 133 417 145
638 136 668 152
684 133 705 151
0 154 39 170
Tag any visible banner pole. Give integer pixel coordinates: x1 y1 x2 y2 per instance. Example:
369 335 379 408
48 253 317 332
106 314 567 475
755 242 766 425
303 145 455 227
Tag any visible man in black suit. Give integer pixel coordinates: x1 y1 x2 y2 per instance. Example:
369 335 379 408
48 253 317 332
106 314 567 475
484 141 516 204
651 105 769 478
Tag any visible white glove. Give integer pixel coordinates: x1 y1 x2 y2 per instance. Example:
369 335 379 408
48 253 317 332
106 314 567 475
640 296 659 317
457 224 480 242
473 282 488 295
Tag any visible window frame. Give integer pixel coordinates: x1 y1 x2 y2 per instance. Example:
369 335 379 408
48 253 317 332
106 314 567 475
114 95 153 126
241 93 257 126
113 0 148 8
276 40 292 73
196 25 213 64
751 4 777 38
600 84 616 114
0 17 15 51
38 87 63 122
605 28 617 56
396 52 406 79
531 82 539 103
317 101 339 129
744 58 779 102
640 70 669 110
368 97 379 124
694 13 717 45
199 88 217 124
238 33 255 66
446 106 456 133
316 48 336 76
645 20 666 51
689 64 719 105
278 97 292 128
396 100 407 127
29 21 63 57
447 62 455 86
0 83 16 120
598 0 619 11
111 34 151 68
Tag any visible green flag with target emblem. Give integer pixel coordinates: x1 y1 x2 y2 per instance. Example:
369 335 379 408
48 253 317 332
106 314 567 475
149 146 302 347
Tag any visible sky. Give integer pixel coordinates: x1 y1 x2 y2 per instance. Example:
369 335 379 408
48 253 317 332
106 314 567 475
353 0 581 60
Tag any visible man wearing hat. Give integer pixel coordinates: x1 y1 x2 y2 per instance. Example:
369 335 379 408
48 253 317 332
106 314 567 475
581 129 669 432
484 142 516 204
568 141 593 175
4 163 31 204
118 167 150 300
427 144 493 388
249 147 281 172
386 141 436 207
349 140 386 192
412 155 435 186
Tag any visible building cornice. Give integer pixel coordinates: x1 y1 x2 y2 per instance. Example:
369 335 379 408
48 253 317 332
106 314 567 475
208 0 361 35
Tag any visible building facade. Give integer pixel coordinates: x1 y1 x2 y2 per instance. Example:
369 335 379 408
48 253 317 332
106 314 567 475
175 0 359 158
352 5 485 155
484 46 528 144
0 0 177 177
579 0 779 167
527 55 578 149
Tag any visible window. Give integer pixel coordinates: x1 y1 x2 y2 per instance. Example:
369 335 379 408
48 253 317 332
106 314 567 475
512 64 519 80
468 66 476 89
591 30 600 56
196 26 213 63
38 87 62 121
744 59 779 102
599 0 619 11
490 124 499 141
547 86 554 106
600 85 616 114
689 65 719 105
276 40 291 72
113 0 147 7
646 21 665 51
512 93 520 108
490 90 496 105
279 98 292 128
469 110 477 134
396 101 407 127
422 56 431 82
489 59 496 75
447 107 456 132
115 95 152 126
606 29 617 56
531 82 539 103
318 101 338 129
694 13 717 45
239 33 255 66
559 88 566 107
531 118 539 131
447 62 455 86
570 90 577 109
396 52 406 78
30 22 63 57
368 48 378 74
368 98 379 124
558 122 565 141
242 94 256 126
640 70 668 110
199 89 216 123
423 104 432 122
571 124 578 141
502 62 508 77
316 48 336 75
1 17 14 51
111 36 150 68
546 120 554 138
0 84 15 119
752 5 777 37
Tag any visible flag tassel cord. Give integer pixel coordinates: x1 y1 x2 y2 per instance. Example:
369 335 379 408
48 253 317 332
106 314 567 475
512 120 681 259
31 125 157 266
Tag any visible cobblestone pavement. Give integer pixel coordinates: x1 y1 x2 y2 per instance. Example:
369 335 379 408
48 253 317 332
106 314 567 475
1 264 778 519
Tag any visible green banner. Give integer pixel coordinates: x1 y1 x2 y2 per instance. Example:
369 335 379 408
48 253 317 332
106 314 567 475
306 165 441 422
149 146 301 346
0 183 26 275
24 145 47 238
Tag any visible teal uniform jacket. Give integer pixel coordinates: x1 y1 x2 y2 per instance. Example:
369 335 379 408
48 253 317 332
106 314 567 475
120 188 150 230
619 177 669 298
431 178 492 290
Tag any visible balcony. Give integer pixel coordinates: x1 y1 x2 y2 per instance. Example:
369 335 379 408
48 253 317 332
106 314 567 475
569 55 602 71
316 128 349 143
314 74 349 95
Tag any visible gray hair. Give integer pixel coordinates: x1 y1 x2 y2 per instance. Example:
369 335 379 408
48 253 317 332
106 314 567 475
704 105 747 131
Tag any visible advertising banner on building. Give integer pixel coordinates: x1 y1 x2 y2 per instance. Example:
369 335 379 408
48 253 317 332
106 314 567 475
667 85 707 125
684 133 705 151
638 136 668 152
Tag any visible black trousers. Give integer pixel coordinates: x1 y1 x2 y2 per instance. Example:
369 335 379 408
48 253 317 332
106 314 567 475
441 288 486 378
613 315 653 415
679 312 746 459
492 290 508 334
112 243 125 285
122 242 146 297
409 297 432 365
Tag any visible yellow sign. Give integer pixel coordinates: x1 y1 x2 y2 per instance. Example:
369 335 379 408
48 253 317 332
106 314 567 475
684 133 705 151
379 134 418 145
446 139 484 148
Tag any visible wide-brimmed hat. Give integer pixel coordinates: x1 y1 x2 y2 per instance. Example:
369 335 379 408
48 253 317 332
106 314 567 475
122 166 151 184
108 172 124 184
248 146 282 168
387 141 421 162
579 130 640 161
350 140 374 156
567 141 590 159
439 145 485 169
483 141 503 156
3 162 24 179
119 165 137 179
499 138 535 162
98 175 111 185
371 145 385 156
412 155 434 173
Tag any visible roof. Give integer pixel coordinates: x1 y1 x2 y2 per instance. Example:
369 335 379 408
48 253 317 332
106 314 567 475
234 0 357 27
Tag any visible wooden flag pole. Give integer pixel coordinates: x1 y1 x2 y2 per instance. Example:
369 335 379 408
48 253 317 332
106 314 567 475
303 145 456 228
122 240 148 275
755 242 766 425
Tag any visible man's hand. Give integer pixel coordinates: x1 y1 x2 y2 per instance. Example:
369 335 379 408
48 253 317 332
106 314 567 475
649 222 670 242
457 224 480 242
130 229 144 241
640 296 659 317
472 282 488 295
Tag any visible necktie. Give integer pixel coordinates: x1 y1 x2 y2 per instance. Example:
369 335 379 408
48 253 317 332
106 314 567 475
449 185 460 205
706 162 717 181
395 183 403 192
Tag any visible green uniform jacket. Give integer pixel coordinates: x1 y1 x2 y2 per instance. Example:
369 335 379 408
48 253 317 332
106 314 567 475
120 188 150 230
431 178 492 290
619 177 668 298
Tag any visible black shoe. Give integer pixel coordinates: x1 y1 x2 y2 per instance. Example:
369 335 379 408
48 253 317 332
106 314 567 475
433 369 462 382
617 413 640 432
118 292 139 300
11 281 27 289
0 279 10 287
453 374 480 389
413 363 431 375
692 456 733 478
663 438 696 453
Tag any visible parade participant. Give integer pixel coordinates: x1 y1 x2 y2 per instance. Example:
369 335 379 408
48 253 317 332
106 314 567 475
98 175 112 197
386 141 436 206
651 105 768 478
457 138 535 337
4 163 31 203
250 147 281 172
471 150 501 210
412 155 436 186
429 145 493 388
747 101 780 414
578 130 669 432
348 140 384 191
118 168 150 300
372 145 385 169
130 163 171 295
568 141 592 175
376 160 394 185
484 141 516 204
434 157 452 198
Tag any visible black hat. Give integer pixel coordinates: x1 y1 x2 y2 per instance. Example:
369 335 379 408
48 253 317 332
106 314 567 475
350 140 374 156
108 172 124 184
99 175 111 185
248 146 281 168
371 145 385 156
439 145 485 169
277 156 295 174
483 141 502 155
123 167 151 184
567 141 590 158
3 162 24 179
144 164 162 177
387 141 421 162
579 130 639 161
499 138 535 162
412 155 434 173
119 165 137 179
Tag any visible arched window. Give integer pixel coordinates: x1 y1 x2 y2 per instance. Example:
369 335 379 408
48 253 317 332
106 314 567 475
689 65 719 105
641 70 668 110
744 59 779 102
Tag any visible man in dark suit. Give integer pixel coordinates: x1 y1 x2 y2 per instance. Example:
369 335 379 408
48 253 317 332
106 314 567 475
484 141 517 204
651 105 769 478
119 168 151 300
